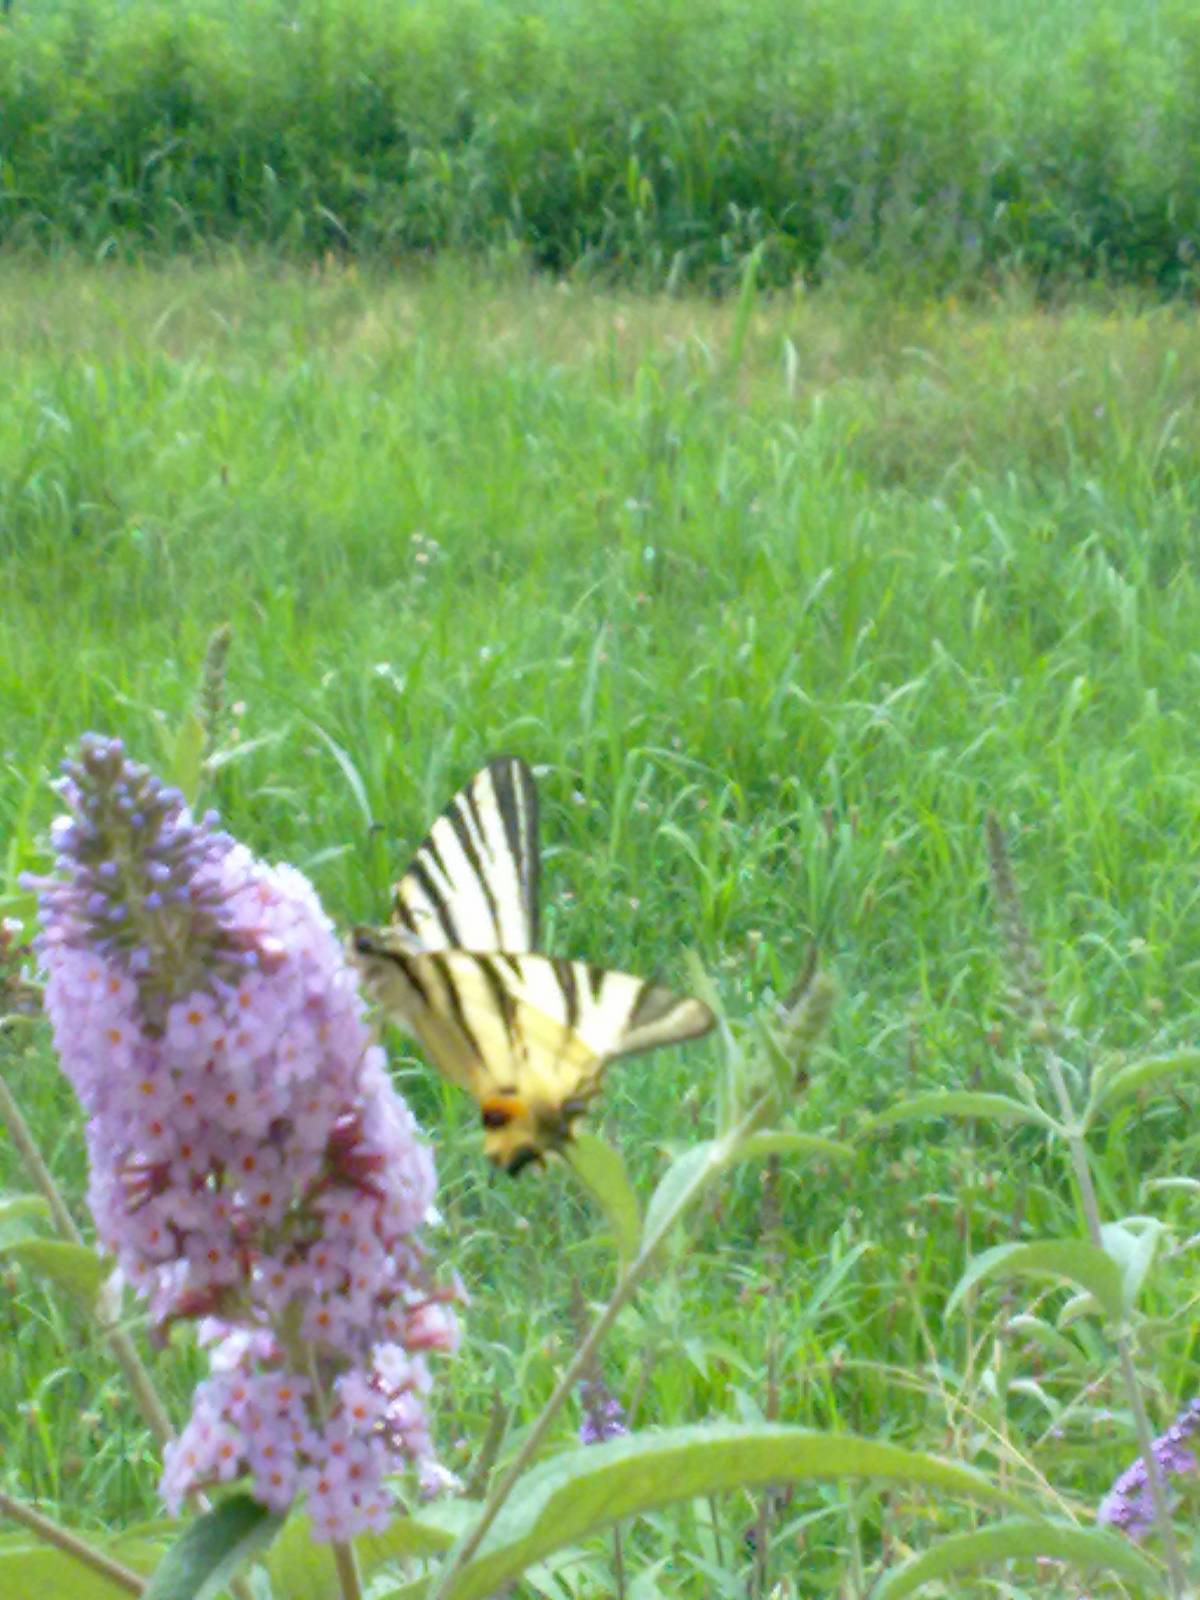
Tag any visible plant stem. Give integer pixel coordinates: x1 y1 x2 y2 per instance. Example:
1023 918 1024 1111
1 1044 255 1600
612 1523 626 1599
0 1489 145 1595
0 1066 176 1451
1041 1043 1188 1599
426 1091 783 1600
332 1540 364 1600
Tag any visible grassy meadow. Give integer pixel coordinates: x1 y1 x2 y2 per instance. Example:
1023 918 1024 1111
4 257 1200 1594
3 0 1200 290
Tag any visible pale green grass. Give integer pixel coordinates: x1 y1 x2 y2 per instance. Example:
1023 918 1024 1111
4 260 1200 1594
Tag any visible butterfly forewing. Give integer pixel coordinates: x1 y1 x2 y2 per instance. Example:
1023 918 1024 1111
390 756 539 952
352 756 715 1172
354 937 714 1104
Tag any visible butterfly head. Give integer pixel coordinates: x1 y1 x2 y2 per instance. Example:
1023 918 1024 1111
480 1089 597 1175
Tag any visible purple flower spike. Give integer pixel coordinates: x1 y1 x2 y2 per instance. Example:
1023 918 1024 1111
1098 1397 1200 1541
30 736 461 1541
578 1379 629 1446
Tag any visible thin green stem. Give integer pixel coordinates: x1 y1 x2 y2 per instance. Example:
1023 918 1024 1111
427 1093 779 1600
611 1523 626 1599
1040 1042 1188 1598
332 1540 364 1600
0 1489 145 1596
0 1065 176 1451
1 1042 255 1600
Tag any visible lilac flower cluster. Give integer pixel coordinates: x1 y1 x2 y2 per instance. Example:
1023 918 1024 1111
1097 1397 1200 1540
28 735 458 1540
577 1379 628 1446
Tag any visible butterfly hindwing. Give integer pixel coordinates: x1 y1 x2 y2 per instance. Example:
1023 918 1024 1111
390 756 539 953
351 934 715 1172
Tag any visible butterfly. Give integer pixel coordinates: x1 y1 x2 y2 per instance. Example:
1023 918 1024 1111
352 757 715 1175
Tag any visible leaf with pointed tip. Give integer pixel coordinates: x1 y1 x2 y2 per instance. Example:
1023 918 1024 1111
737 1129 856 1165
2 1239 111 1311
1100 1220 1164 1315
0 1192 50 1224
1088 1051 1200 1121
865 1092 1059 1136
143 1495 282 1600
262 1502 468 1600
566 1133 641 1265
0 1192 50 1246
641 1142 719 1248
642 1124 854 1254
872 1517 1161 1597
167 713 207 808
307 723 372 828
410 1424 1027 1600
0 1532 164 1597
946 1240 1125 1324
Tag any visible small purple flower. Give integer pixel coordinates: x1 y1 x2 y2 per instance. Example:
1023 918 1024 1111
1097 1398 1200 1541
578 1379 628 1446
26 735 461 1541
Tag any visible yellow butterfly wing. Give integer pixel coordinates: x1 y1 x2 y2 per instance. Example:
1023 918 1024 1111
350 936 715 1173
389 756 539 953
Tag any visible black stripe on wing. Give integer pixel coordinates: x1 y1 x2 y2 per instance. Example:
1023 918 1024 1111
487 755 541 948
447 790 501 939
405 855 461 947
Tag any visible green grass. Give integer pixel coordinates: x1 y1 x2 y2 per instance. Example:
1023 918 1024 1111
4 259 1200 1595
2 0 1200 290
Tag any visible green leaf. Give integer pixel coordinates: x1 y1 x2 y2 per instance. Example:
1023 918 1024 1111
0 1192 50 1246
736 1129 856 1165
872 1517 1161 1597
422 1423 1028 1600
642 1125 854 1253
262 1503 465 1600
1100 1219 1164 1315
307 722 373 828
565 1132 642 1265
864 1092 1059 1136
2 1238 111 1311
946 1240 1125 1324
1088 1051 1200 1120
168 713 207 807
0 1537 160 1598
0 1192 50 1224
143 1495 282 1600
641 1142 720 1247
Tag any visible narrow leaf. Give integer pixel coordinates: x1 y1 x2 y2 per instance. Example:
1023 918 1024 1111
0 1193 50 1246
169 714 207 808
872 1517 1161 1597
0 1192 50 1224
946 1240 1125 1324
641 1143 720 1247
736 1129 856 1165
143 1496 282 1600
2 1239 111 1311
566 1133 641 1265
263 1504 465 1600
434 1423 1027 1600
865 1092 1059 1135
307 723 373 828
1100 1220 1164 1315
1089 1051 1200 1120
0 1538 161 1598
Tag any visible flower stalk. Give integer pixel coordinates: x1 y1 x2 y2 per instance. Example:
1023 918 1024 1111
986 813 1189 1598
0 1489 145 1596
427 972 834 1600
23 735 457 1559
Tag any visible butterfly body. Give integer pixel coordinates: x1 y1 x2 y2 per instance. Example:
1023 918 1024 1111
352 758 714 1174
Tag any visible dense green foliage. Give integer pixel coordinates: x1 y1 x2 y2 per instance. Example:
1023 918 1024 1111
4 262 1200 1593
3 0 1200 289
